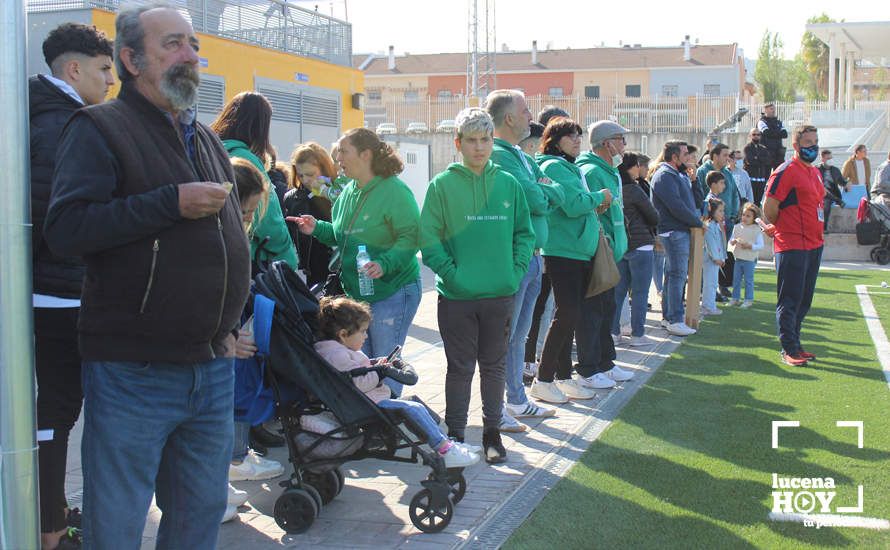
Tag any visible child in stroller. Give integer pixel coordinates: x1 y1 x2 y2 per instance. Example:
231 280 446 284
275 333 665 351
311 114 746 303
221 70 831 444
314 296 481 468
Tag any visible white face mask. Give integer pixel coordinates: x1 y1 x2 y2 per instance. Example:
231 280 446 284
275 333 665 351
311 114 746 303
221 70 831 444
823 159 832 166
735 159 744 170
612 154 623 166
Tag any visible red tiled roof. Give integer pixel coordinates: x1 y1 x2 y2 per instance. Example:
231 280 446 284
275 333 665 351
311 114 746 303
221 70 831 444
353 44 738 75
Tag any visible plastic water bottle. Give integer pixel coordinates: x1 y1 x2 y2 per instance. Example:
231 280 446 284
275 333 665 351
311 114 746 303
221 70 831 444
356 245 375 296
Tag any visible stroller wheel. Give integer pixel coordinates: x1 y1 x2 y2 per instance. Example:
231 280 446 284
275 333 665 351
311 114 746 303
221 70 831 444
877 248 890 265
427 471 466 504
871 247 880 262
334 467 345 496
409 488 453 533
302 483 323 512
273 489 318 534
304 470 341 505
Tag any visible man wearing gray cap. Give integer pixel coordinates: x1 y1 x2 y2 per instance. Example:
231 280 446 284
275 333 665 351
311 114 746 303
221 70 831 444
574 121 636 389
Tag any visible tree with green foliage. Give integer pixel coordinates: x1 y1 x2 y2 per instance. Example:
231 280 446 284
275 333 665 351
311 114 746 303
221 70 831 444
754 31 796 102
799 13 835 100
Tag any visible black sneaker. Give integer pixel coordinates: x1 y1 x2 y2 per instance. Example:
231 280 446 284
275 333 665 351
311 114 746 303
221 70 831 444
447 430 465 443
719 286 732 297
56 527 82 549
66 507 82 529
250 425 285 448
482 428 507 464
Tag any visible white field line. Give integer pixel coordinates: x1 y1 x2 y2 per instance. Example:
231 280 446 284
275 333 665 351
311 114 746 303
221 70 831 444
855 284 890 391
768 512 890 530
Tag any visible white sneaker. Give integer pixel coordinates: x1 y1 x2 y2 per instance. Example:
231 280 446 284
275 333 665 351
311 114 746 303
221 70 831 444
523 362 539 378
741 301 753 309
607 366 635 382
627 335 656 347
660 319 671 329
454 441 482 454
611 333 622 345
555 379 597 399
701 307 722 316
620 324 632 337
729 300 741 306
506 400 556 418
442 442 480 468
666 322 696 336
529 380 569 404
228 483 249 507
578 373 617 390
499 406 528 433
221 504 238 523
229 450 285 481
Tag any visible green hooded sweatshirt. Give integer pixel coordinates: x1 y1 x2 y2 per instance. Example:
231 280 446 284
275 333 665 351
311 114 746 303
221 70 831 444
535 154 606 261
223 139 299 269
313 175 420 303
576 151 628 262
491 138 565 249
420 161 535 300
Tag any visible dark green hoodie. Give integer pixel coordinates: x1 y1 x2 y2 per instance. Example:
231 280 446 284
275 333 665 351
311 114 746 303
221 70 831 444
576 151 628 262
420 161 535 300
491 137 565 249
536 154 607 261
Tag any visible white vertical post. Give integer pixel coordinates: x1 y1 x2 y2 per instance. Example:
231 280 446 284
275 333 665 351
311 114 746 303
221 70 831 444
0 0 41 547
846 51 854 110
827 35 836 109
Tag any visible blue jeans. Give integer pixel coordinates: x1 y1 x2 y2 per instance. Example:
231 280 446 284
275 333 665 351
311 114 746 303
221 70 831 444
775 247 822 354
732 259 756 302
702 260 720 311
233 420 250 462
362 279 422 397
378 399 445 448
612 249 654 337
81 358 234 550
505 255 542 406
662 230 691 324
653 248 666 293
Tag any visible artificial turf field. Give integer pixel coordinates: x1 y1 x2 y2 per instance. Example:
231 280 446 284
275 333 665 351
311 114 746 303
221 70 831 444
506 269 890 549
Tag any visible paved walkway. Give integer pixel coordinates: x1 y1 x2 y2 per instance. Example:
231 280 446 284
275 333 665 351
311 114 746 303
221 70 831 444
65 269 682 549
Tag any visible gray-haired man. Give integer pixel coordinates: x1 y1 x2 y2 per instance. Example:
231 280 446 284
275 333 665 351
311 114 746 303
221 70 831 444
44 4 251 547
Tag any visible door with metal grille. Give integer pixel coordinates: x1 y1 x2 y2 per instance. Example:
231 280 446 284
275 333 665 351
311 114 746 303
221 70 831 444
195 74 226 126
255 77 341 160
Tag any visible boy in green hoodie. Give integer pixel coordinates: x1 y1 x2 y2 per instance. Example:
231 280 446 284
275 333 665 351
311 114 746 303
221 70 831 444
420 107 535 464
573 121 635 389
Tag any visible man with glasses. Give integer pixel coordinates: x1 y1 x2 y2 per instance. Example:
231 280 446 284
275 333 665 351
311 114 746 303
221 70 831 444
574 121 636 386
744 127 772 205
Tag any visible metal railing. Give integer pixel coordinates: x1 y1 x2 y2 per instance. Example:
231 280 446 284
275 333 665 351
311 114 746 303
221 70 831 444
26 0 352 67
363 93 890 135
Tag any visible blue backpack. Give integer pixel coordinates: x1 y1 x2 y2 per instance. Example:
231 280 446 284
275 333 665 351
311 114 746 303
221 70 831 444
233 294 276 425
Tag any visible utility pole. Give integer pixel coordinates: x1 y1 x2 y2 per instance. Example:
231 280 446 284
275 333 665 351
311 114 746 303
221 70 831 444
466 0 496 104
0 0 41 546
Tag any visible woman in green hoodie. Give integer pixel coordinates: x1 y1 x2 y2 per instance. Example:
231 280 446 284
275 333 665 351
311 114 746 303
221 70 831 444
211 92 298 270
293 128 421 396
530 117 612 404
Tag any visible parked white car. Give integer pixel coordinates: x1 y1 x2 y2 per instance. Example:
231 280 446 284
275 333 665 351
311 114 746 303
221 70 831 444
406 122 430 135
436 119 457 133
376 123 398 135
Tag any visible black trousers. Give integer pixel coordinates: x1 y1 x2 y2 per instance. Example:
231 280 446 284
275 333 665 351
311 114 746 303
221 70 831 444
575 286 617 378
775 247 823 354
524 271 551 363
538 256 590 382
34 307 83 533
438 295 512 435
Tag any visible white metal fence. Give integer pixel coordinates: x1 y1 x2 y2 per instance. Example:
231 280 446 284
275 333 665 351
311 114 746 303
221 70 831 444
365 95 890 135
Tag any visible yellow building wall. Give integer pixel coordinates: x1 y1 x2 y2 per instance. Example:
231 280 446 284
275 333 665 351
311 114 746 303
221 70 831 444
91 9 364 131
573 69 651 97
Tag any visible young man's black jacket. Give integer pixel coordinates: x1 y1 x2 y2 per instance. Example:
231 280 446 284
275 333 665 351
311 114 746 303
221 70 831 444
30 74 86 298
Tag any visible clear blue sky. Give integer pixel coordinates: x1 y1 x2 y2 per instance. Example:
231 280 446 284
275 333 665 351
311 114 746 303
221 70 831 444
290 0 887 60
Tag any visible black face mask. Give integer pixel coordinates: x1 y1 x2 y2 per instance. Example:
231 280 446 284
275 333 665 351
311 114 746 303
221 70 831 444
677 162 686 172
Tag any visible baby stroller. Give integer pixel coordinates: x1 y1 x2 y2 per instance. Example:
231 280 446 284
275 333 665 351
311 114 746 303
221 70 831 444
249 261 467 534
857 198 890 264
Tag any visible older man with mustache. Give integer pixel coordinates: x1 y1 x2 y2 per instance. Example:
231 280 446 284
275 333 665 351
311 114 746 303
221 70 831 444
44 2 251 548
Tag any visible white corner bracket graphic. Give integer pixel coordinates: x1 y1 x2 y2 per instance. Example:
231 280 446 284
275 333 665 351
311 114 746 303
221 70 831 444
772 420 800 449
836 420 864 449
